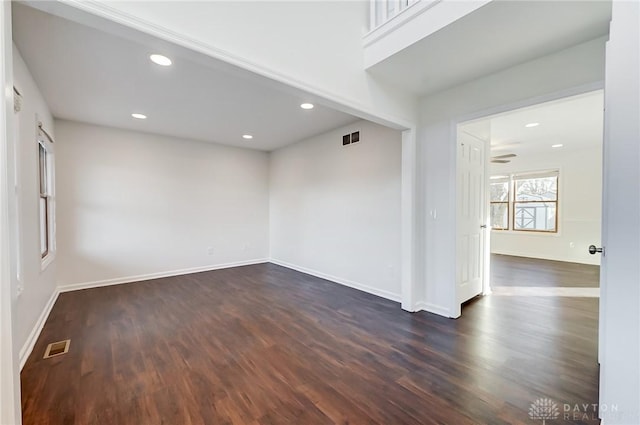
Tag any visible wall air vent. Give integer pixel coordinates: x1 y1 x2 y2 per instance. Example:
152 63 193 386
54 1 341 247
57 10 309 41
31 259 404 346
342 131 360 146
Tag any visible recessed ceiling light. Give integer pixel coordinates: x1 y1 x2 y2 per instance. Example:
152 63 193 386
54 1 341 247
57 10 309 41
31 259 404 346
131 113 147 120
525 122 540 128
242 134 253 140
552 144 563 148
150 54 172 66
300 103 314 110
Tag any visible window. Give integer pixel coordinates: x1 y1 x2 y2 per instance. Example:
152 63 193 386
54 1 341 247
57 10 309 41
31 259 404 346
490 170 559 233
38 141 52 259
489 176 509 230
513 172 558 232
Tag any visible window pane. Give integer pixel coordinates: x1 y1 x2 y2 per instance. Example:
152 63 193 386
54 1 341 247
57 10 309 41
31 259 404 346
39 143 47 195
514 202 557 231
490 203 508 229
515 176 557 201
39 197 48 256
490 181 509 202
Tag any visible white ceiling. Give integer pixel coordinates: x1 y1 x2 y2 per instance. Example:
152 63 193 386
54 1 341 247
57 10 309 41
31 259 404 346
368 0 611 96
12 3 359 151
460 90 604 159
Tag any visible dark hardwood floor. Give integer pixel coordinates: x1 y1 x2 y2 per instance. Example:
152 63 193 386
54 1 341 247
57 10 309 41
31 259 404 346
491 254 600 288
22 263 599 424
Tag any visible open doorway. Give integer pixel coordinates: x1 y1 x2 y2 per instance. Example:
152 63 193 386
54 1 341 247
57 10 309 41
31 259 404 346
457 89 604 305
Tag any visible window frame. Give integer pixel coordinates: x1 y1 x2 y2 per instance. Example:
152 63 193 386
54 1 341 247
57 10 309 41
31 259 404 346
38 138 54 267
490 170 559 233
489 177 510 231
490 201 510 230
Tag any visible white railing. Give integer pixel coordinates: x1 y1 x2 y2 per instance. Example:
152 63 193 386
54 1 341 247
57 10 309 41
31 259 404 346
369 0 420 30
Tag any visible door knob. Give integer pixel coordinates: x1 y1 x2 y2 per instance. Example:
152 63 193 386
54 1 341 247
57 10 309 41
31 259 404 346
480 225 487 229
588 245 603 255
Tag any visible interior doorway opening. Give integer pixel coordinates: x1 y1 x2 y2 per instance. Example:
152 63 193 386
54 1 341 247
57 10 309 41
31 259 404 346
456 89 604 308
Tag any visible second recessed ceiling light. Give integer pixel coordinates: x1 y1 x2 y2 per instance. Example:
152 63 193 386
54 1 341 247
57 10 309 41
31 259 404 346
150 54 172 66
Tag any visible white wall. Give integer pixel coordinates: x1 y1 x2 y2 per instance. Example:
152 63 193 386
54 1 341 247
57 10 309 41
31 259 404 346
269 120 402 301
12 44 58 365
417 37 606 317
490 146 602 265
54 120 269 288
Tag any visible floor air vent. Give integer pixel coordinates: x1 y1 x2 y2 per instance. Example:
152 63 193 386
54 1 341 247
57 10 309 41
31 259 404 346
43 339 70 359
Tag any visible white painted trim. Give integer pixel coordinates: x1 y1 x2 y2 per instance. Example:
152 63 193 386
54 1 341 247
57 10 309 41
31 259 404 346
57 259 269 293
364 0 440 45
400 128 417 311
19 289 58 370
0 1 22 422
414 301 452 318
270 259 401 303
40 252 55 272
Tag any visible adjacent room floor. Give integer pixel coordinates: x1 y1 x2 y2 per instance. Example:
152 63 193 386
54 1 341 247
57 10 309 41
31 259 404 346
21 263 599 424
491 253 600 288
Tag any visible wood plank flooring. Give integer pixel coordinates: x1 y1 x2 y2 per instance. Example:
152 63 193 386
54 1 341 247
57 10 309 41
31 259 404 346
491 254 600 288
21 263 600 424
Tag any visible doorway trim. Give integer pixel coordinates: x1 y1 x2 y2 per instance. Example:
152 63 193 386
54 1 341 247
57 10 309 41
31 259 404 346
450 81 604 317
0 1 22 424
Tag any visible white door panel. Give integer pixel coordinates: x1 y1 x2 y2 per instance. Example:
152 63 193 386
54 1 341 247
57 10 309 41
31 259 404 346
457 133 486 304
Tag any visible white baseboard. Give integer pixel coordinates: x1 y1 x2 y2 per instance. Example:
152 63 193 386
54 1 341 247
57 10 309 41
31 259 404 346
269 258 401 303
415 301 452 318
57 259 269 293
20 289 59 370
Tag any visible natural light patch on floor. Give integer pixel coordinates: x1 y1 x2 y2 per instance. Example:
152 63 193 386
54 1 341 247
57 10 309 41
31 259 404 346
492 286 600 297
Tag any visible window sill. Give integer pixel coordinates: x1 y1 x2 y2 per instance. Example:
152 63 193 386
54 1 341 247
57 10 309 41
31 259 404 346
41 253 55 272
491 229 560 237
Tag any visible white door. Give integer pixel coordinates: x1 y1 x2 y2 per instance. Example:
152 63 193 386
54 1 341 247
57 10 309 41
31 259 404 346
456 133 486 304
598 2 639 422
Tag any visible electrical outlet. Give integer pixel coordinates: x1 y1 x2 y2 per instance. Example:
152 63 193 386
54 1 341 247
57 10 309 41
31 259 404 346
207 247 214 255
342 134 351 146
351 131 360 143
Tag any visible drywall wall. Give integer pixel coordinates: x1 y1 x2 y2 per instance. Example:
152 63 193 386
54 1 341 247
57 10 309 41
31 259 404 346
490 146 602 265
269 120 402 301
54 120 269 288
12 44 58 364
417 37 606 317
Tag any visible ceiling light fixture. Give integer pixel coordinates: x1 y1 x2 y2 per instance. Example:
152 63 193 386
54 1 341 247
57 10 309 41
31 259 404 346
149 54 172 66
552 144 563 148
242 134 253 140
131 113 147 120
300 103 314 110
525 122 540 128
